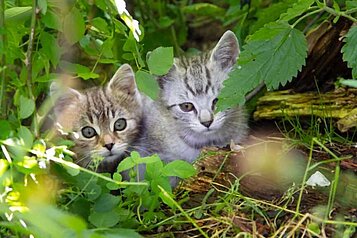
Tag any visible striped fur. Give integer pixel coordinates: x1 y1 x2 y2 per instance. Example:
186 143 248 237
52 64 142 172
157 30 248 149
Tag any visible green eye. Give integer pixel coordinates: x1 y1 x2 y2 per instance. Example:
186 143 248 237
179 102 195 112
81 126 97 138
114 118 127 131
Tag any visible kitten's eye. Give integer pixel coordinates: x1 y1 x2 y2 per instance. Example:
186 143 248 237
81 126 97 138
179 102 195 112
114 118 127 131
212 98 218 109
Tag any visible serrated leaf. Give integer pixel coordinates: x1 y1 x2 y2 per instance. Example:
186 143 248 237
135 70 159 99
342 26 357 78
147 47 173 76
279 0 315 22
218 22 307 110
162 160 196 179
63 7 85 45
19 95 35 119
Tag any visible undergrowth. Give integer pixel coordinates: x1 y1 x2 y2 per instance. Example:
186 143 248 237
1 0 357 237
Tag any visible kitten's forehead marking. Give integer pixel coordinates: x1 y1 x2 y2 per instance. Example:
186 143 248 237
178 55 217 98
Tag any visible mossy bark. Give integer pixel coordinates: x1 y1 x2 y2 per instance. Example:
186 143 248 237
253 88 357 132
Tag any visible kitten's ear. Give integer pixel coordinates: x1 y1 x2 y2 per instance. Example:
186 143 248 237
107 64 137 95
210 30 240 72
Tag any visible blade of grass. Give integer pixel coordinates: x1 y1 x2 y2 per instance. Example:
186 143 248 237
158 185 209 238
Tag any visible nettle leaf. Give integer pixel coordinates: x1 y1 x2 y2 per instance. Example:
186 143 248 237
162 160 196 179
279 0 315 22
135 70 159 99
63 7 85 45
218 22 307 109
342 26 357 79
147 47 173 75
19 95 35 119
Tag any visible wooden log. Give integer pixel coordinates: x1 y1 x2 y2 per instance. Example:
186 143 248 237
253 88 357 131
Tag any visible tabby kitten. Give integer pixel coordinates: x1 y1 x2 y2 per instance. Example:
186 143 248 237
51 64 142 172
133 31 248 182
157 30 248 150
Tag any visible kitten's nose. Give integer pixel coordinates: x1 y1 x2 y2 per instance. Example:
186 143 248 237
200 120 213 128
104 143 114 151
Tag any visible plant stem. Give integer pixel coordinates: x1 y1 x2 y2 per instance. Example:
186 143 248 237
26 0 37 101
323 6 357 22
49 156 148 186
0 0 7 118
158 185 209 238
292 8 324 28
295 138 314 214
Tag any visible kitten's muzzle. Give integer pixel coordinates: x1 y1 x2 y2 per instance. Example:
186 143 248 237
199 109 213 128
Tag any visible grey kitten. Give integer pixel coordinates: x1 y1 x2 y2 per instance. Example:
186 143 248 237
133 31 248 181
51 64 142 172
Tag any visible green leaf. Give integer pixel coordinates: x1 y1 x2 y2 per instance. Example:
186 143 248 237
340 79 357 88
162 160 196 179
18 126 34 149
147 47 174 76
42 10 61 30
63 7 85 45
92 17 109 35
182 3 225 17
342 26 357 79
38 0 48 14
40 32 60 67
135 70 159 99
0 120 11 140
279 0 315 22
346 1 357 9
117 157 136 173
5 7 32 23
94 194 120 212
19 95 35 119
60 61 99 79
218 22 307 109
89 210 120 228
250 0 295 34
